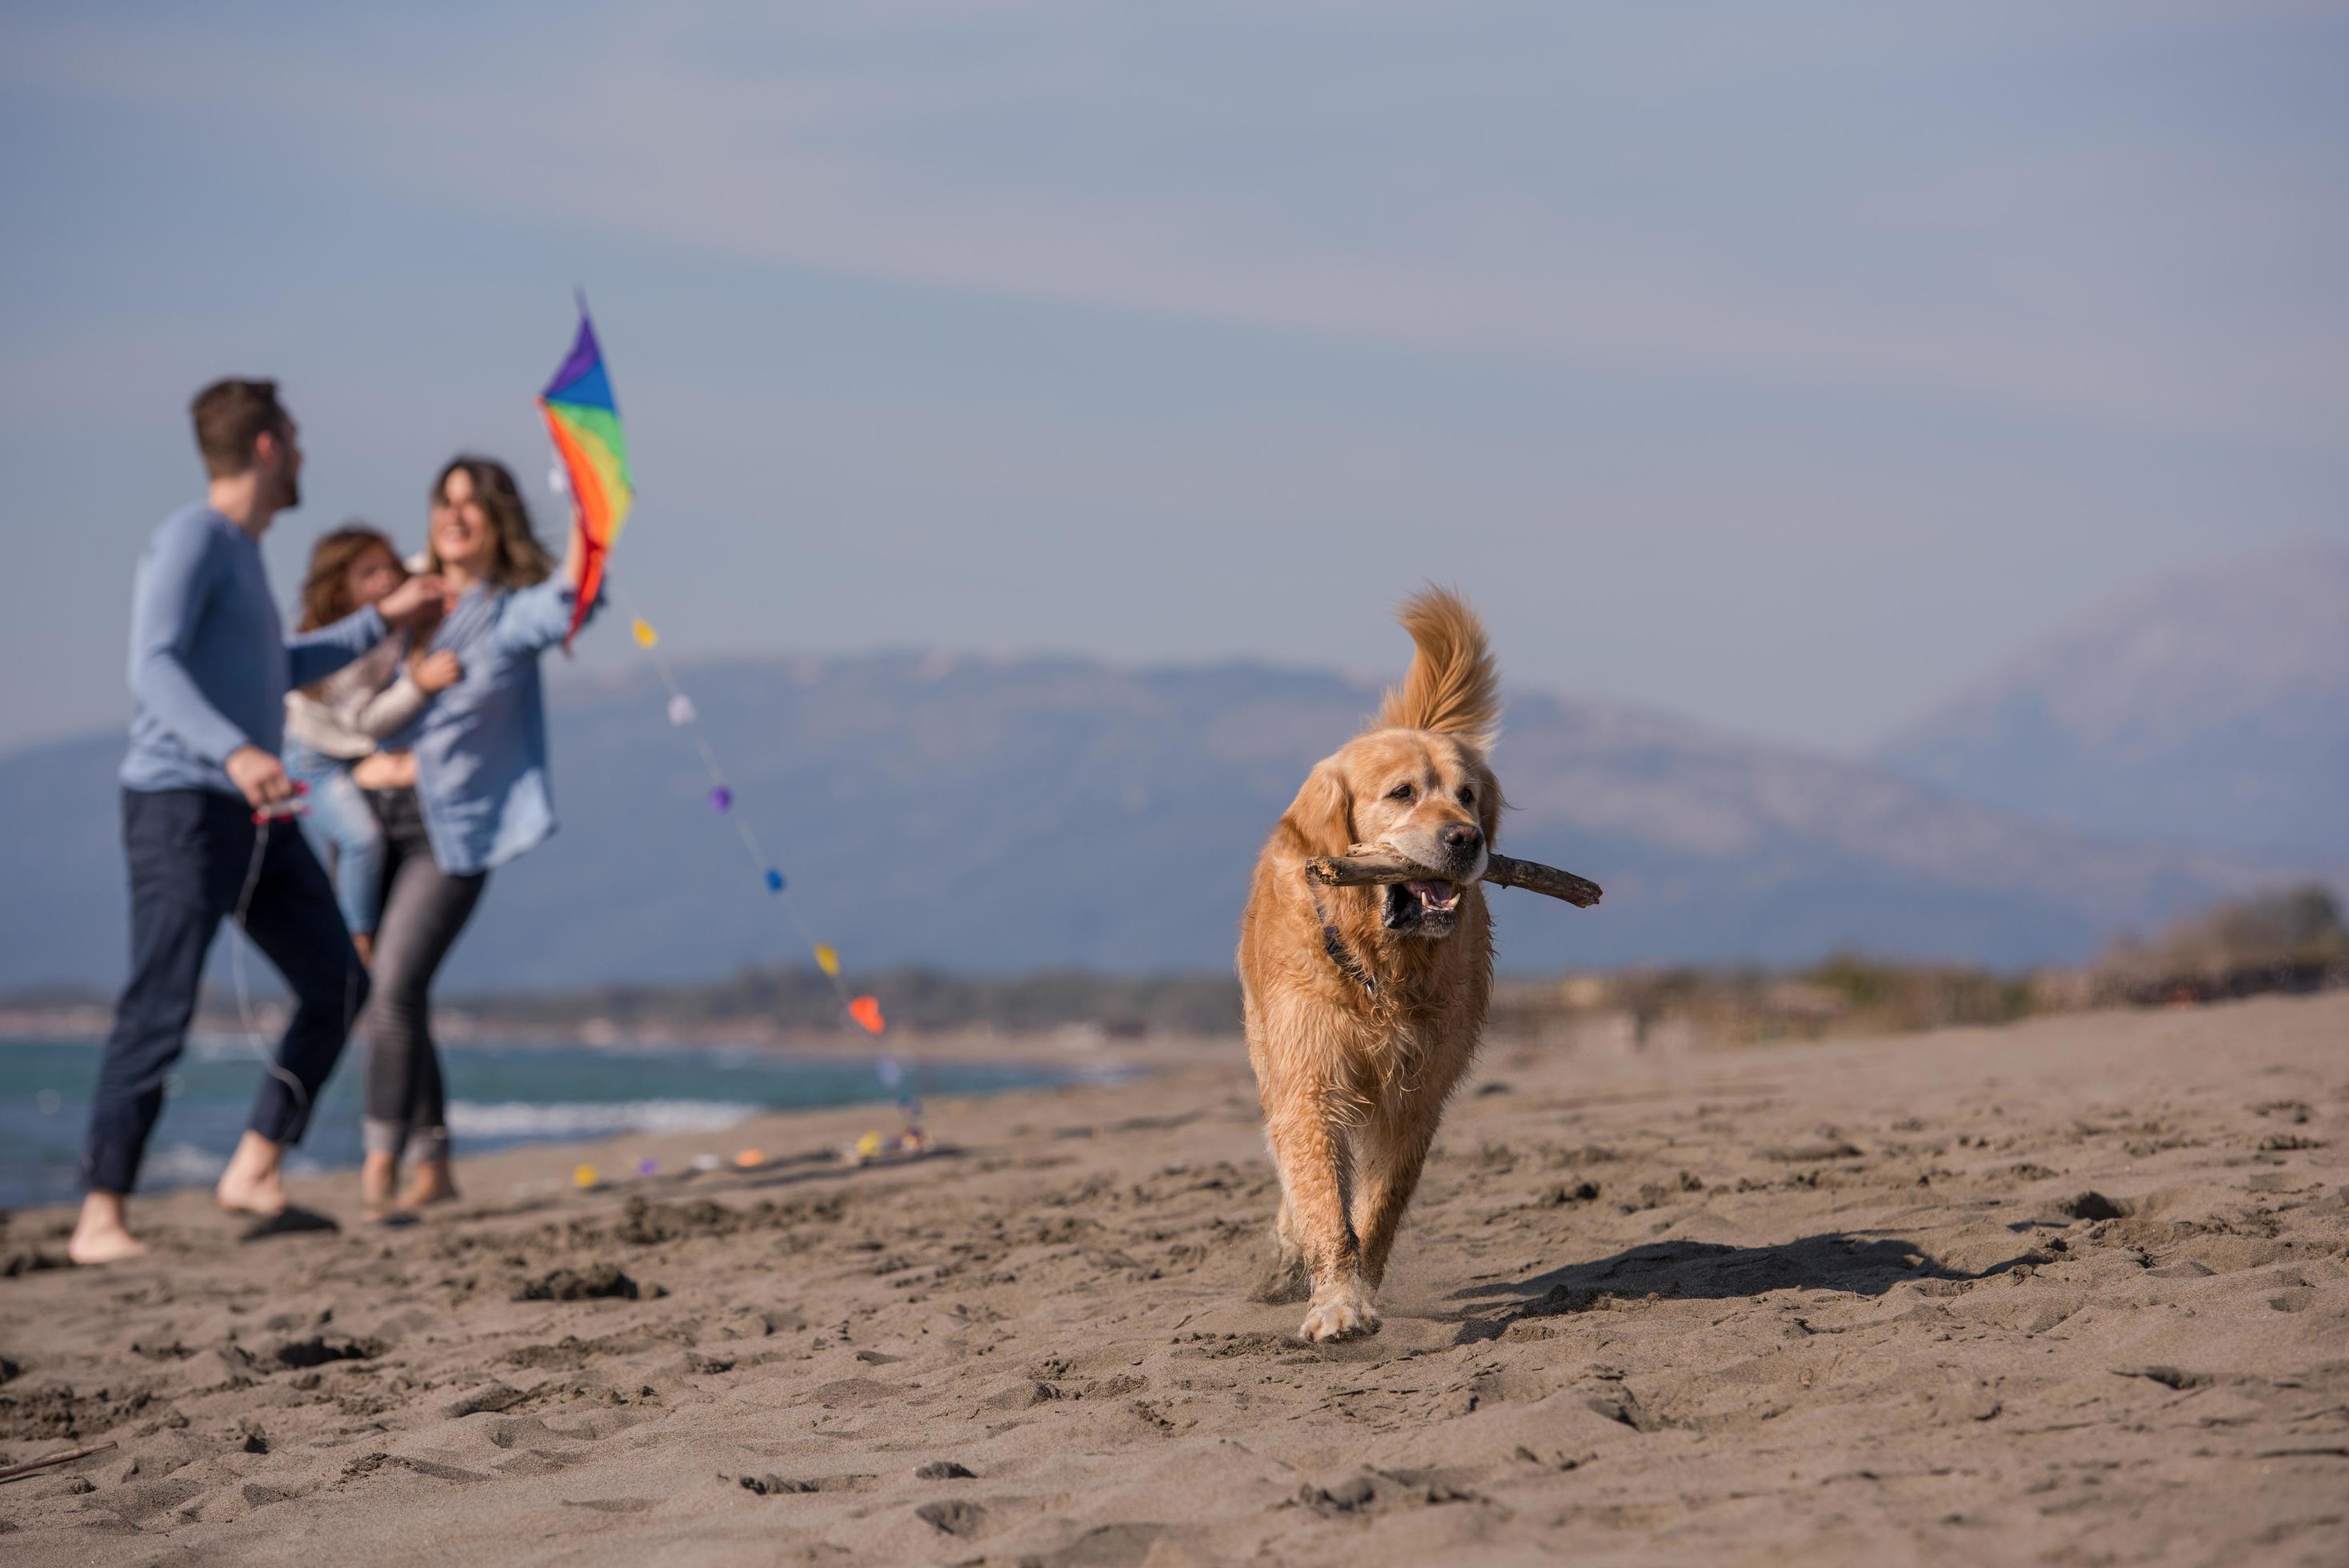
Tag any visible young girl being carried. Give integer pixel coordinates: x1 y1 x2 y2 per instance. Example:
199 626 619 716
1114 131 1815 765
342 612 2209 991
282 526 462 963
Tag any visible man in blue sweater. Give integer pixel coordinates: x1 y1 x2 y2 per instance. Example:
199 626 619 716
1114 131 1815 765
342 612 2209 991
72 379 446 1265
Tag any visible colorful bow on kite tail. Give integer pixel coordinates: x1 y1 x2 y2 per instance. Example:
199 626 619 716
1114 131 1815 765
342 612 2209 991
538 299 634 651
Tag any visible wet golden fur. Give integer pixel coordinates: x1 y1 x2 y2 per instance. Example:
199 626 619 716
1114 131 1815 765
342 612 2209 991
1235 587 1505 1341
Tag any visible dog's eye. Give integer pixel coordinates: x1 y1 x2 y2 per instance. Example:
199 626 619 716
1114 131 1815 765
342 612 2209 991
1459 786 1476 806
1387 783 1414 802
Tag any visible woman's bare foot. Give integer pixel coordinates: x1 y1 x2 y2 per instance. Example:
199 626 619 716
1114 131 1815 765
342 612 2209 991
398 1157 459 1211
69 1192 149 1266
360 1151 401 1222
214 1132 289 1218
351 931 374 968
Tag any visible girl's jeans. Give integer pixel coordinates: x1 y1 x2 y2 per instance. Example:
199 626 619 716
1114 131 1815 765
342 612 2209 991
282 741 387 938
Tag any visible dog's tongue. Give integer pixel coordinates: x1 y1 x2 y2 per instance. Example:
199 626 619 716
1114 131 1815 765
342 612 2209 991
1408 879 1459 907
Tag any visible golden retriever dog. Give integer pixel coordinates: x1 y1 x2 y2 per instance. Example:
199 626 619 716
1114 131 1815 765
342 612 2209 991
1237 586 1503 1342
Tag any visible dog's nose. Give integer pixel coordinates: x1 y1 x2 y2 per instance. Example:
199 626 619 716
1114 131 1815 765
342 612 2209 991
1440 822 1483 857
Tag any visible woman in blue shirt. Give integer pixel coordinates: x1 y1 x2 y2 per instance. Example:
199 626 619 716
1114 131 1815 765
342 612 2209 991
357 455 598 1218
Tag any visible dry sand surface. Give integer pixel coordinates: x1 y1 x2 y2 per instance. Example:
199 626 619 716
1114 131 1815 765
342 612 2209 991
4 993 2347 1566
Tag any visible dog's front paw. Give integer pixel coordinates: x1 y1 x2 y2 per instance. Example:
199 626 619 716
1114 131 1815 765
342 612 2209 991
1299 1280 1381 1343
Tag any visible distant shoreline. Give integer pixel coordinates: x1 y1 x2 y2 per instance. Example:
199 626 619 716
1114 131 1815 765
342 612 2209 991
0 1007 1206 1064
0 1030 1156 1211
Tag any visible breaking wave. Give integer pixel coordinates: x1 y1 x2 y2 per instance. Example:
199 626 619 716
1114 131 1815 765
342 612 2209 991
442 1099 760 1139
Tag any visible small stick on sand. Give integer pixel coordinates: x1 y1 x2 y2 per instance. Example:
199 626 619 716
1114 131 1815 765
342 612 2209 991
1305 846 1603 908
0 1441 118 1484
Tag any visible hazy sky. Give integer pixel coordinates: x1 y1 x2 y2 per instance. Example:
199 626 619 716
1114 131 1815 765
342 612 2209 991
3 1 2343 756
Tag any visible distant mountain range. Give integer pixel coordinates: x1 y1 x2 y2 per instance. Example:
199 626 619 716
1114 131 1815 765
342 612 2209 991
1879 542 2349 862
1 614 2323 992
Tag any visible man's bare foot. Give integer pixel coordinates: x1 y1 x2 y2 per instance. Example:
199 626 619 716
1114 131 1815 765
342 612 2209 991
70 1192 150 1266
360 1151 401 1222
398 1157 459 1211
215 1131 289 1218
70 1220 149 1264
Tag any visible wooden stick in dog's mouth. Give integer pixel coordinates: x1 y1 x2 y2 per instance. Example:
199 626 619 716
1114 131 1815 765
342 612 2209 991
1304 845 1603 908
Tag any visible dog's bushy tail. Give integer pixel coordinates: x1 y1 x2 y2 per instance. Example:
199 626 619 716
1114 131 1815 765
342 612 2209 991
1375 586 1499 750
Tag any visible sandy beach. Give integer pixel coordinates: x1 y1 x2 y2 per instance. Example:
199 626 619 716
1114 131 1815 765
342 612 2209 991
3 992 2344 1565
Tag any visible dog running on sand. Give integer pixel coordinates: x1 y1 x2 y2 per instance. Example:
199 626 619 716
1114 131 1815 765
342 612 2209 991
1237 586 1505 1342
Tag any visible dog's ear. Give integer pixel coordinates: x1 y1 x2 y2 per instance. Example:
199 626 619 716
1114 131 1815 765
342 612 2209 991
1279 760 1355 859
1474 759 1504 850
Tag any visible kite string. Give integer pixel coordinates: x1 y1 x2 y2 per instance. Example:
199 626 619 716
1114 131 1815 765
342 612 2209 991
222 810 363 1145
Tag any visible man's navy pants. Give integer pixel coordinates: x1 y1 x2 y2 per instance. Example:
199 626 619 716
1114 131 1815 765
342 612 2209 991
82 787 370 1195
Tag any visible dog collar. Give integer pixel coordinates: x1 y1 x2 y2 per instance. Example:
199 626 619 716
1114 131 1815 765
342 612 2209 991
1307 878 1378 997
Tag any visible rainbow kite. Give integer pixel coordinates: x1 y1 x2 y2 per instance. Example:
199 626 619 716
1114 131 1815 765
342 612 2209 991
532 303 901 1129
538 301 634 650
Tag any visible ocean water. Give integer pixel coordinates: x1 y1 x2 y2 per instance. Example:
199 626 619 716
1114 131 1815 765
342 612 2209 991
0 1034 1096 1210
